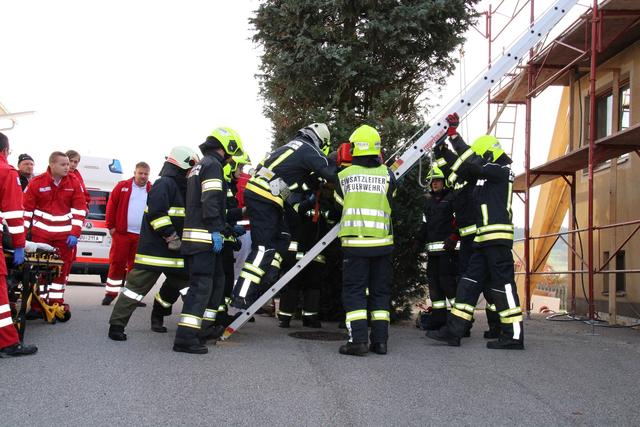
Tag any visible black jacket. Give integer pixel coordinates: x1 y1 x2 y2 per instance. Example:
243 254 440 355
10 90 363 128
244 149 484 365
446 136 515 248
182 151 227 255
133 162 188 275
417 188 457 253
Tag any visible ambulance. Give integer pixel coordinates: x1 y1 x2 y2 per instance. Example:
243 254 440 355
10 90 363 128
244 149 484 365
71 157 123 282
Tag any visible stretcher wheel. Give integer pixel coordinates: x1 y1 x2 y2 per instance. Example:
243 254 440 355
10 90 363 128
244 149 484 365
57 311 71 322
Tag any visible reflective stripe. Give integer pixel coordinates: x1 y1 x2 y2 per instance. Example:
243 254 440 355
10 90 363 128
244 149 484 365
0 317 13 328
459 225 477 237
245 182 284 207
48 291 64 299
182 229 212 243
24 211 34 218
278 311 294 317
237 220 250 226
486 304 497 312
345 310 367 322
7 225 25 234
507 182 513 218
499 307 521 317
427 242 445 252
341 236 393 247
451 308 473 321
500 315 523 324
122 288 144 302
268 148 295 169
313 254 326 264
71 219 83 227
105 285 121 293
435 157 447 167
242 263 264 276
370 310 390 321
178 314 202 329
135 254 184 268
271 257 281 268
49 283 65 291
24 221 31 228
342 220 388 231
295 252 304 260
154 293 172 308
239 246 265 298
302 311 318 316
70 208 86 216
34 209 72 221
33 222 72 233
168 207 186 217
240 271 261 284
477 224 514 234
179 287 189 296
480 204 489 226
218 305 226 311
0 304 10 314
106 277 122 286
203 309 217 320
288 241 298 252
334 191 344 206
454 303 475 313
344 208 389 219
150 216 172 230
432 300 447 309
474 232 514 243
202 179 223 192
1 210 24 219
450 148 474 172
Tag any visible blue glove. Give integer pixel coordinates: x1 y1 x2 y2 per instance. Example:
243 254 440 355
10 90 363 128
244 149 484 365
211 231 224 253
66 235 78 248
13 247 25 266
233 225 246 236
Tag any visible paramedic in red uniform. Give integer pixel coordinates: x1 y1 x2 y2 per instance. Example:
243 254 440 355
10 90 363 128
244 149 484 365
101 162 151 305
23 151 87 319
0 132 37 357
66 149 92 207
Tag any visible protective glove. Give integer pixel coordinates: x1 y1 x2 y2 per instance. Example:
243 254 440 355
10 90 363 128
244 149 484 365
163 232 182 251
66 235 78 248
443 236 458 252
446 112 460 137
13 247 25 266
211 231 224 253
233 225 246 236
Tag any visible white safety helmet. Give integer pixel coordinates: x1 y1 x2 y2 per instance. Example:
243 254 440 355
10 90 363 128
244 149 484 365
166 146 200 170
305 123 331 155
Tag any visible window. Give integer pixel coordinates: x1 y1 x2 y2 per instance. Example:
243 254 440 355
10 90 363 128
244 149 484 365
87 189 109 221
616 250 626 293
619 84 630 131
596 92 614 139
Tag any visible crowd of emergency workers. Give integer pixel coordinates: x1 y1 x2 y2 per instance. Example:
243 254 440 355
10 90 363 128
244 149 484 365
0 112 524 358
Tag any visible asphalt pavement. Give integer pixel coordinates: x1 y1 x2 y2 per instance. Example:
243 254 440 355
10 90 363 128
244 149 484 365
2 278 640 426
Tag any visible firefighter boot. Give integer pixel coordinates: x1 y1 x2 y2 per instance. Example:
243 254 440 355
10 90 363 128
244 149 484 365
108 325 127 341
173 343 208 354
425 326 461 347
151 312 167 333
101 294 116 306
369 342 387 355
339 342 368 357
487 325 524 350
302 315 321 329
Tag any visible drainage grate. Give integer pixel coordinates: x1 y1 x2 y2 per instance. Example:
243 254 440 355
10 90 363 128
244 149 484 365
288 331 348 341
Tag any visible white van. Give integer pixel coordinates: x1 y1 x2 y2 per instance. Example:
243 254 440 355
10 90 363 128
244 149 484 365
71 156 124 282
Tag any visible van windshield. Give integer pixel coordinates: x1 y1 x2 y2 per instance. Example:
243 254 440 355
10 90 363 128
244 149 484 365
87 190 109 220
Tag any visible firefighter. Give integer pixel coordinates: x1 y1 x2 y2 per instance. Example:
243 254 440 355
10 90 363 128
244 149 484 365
434 113 500 338
335 125 396 356
277 181 327 329
101 162 151 305
23 151 87 320
415 165 459 331
107 146 199 341
173 127 244 354
426 132 524 350
231 123 337 310
0 133 37 357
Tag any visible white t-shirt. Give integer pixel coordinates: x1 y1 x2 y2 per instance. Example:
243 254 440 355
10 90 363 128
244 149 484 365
127 183 148 234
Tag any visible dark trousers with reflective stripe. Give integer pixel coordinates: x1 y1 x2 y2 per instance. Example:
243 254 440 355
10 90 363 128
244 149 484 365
342 254 392 344
175 251 224 346
232 194 290 308
426 252 458 328
109 268 188 327
449 245 523 341
279 259 323 319
459 236 500 329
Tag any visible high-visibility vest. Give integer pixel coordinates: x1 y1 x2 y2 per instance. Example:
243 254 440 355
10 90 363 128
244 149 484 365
337 165 393 248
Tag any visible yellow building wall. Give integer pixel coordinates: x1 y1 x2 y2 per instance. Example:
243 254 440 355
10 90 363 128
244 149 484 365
572 40 640 317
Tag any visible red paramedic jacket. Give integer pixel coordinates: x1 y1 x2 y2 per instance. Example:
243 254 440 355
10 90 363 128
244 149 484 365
23 168 87 241
105 177 152 234
0 155 26 275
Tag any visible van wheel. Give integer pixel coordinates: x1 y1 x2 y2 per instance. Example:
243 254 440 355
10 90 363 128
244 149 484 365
100 273 107 284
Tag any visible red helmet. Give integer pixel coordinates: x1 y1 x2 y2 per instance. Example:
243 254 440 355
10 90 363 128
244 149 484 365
336 142 352 167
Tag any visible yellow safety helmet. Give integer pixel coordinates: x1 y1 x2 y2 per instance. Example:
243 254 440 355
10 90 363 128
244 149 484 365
427 165 445 181
471 135 505 162
205 126 245 157
349 125 381 157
